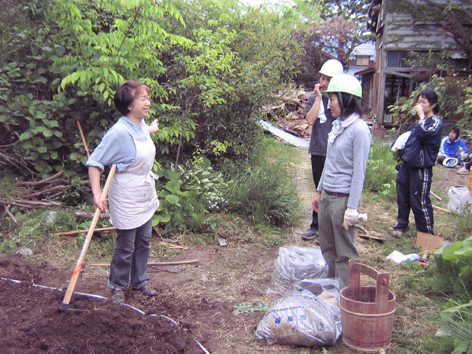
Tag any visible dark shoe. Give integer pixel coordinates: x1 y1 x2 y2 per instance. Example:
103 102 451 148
302 228 319 241
111 290 125 304
136 283 157 296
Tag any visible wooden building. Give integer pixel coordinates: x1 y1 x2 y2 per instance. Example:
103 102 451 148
362 0 471 127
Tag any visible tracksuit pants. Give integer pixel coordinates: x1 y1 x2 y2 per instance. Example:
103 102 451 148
395 163 434 234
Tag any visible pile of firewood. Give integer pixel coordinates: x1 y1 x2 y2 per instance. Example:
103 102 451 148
262 89 315 138
262 88 376 139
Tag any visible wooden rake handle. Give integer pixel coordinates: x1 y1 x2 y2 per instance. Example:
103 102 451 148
60 164 117 310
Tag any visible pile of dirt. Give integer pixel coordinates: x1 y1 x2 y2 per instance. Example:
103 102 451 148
0 255 204 354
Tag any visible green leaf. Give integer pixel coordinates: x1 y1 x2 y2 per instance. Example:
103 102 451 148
442 241 465 260
159 214 171 222
43 130 53 138
165 180 182 194
33 77 48 84
19 131 33 141
37 146 47 153
165 195 180 205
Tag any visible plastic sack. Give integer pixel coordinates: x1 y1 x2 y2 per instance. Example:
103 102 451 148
292 278 341 315
267 246 328 296
255 288 340 347
448 186 472 214
386 250 420 264
292 278 342 337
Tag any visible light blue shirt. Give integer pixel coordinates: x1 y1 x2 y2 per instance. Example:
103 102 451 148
317 117 372 209
86 117 149 172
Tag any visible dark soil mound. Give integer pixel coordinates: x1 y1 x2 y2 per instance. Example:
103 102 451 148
0 255 203 354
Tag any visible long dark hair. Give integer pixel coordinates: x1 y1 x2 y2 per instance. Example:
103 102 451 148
418 89 440 114
336 92 362 117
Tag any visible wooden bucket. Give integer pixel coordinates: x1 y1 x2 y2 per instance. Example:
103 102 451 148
340 259 396 353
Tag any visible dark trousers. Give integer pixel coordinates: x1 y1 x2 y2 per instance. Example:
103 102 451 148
311 154 326 230
395 163 434 234
108 217 152 291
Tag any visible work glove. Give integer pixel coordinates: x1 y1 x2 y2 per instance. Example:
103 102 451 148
342 207 358 230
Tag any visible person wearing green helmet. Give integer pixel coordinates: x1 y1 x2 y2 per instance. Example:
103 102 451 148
312 74 372 288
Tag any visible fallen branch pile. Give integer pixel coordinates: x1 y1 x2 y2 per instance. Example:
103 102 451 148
262 89 312 138
262 88 376 139
1 170 69 223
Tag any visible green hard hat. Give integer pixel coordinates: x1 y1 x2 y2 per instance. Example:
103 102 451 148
321 74 362 98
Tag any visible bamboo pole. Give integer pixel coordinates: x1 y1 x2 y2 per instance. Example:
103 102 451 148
77 120 91 158
53 226 116 236
87 259 199 267
59 164 116 311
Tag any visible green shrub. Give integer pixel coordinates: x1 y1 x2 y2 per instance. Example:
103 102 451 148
223 159 300 227
153 158 227 234
364 141 398 202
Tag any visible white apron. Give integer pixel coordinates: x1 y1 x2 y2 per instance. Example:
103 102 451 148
108 124 159 230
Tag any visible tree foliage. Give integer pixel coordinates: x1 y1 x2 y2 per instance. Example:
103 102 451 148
292 0 372 84
0 0 303 181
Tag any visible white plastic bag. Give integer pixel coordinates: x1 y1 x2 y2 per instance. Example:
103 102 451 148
448 186 472 214
256 288 340 347
267 246 328 296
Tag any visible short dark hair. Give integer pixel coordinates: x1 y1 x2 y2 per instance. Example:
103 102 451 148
448 126 460 138
418 89 440 114
114 81 150 116
336 92 362 117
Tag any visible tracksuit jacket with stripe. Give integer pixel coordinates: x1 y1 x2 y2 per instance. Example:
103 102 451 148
395 115 443 234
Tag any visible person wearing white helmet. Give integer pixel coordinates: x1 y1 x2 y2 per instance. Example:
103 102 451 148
302 59 344 241
312 74 372 288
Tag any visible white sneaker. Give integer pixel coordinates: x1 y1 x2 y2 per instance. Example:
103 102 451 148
457 167 469 175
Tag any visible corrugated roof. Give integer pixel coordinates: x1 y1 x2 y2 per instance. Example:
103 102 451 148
351 42 376 57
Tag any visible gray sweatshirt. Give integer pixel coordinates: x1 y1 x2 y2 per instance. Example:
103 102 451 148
317 117 372 209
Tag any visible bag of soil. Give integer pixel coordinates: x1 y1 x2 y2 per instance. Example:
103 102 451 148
255 287 340 347
448 186 472 214
267 246 328 296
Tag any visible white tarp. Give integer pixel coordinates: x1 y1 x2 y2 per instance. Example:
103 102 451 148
258 120 309 148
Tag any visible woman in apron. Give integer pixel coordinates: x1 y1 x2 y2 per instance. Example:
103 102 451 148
86 81 160 304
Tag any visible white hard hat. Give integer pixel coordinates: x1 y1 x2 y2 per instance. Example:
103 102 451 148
443 157 459 167
319 59 344 78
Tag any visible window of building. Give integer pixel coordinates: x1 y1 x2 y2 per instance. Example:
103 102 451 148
356 56 370 66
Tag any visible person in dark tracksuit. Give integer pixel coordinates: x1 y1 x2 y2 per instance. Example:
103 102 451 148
392 89 443 238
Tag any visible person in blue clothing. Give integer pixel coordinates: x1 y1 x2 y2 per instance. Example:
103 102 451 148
436 126 468 167
312 74 371 288
86 80 160 304
392 89 443 238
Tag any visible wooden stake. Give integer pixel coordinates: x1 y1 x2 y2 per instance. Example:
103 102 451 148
53 227 116 236
433 205 450 213
87 259 199 267
430 190 443 201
